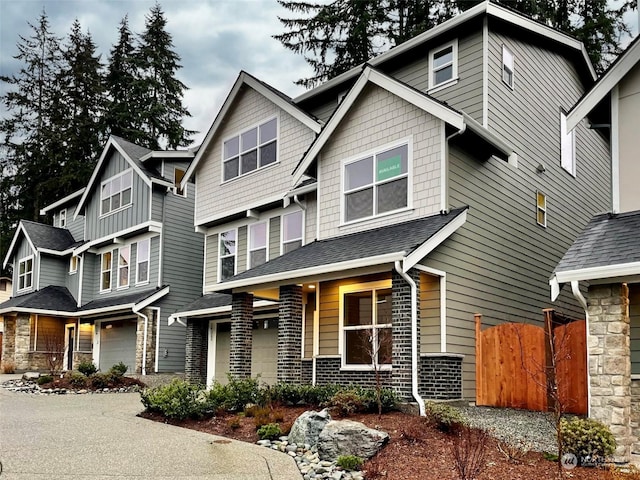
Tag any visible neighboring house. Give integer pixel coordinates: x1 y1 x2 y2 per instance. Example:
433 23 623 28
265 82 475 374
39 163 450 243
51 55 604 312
0 136 203 375
172 0 610 414
550 35 640 463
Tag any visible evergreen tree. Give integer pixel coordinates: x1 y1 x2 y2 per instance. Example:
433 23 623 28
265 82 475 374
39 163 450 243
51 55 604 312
135 3 194 149
390 0 457 46
106 15 144 144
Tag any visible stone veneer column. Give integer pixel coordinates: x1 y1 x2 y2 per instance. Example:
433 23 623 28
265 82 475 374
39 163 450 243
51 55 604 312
277 284 303 383
587 283 632 462
392 269 420 402
185 319 208 384
2 316 16 368
14 314 31 371
135 309 157 375
230 292 253 378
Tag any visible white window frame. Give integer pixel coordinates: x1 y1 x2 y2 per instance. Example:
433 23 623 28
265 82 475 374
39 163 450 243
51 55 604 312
17 255 34 292
341 138 412 225
59 209 67 228
428 39 458 91
338 280 393 371
100 251 113 293
536 191 547 228
100 169 133 216
136 239 150 285
218 228 238 282
174 167 186 197
117 245 130 289
69 255 79 274
221 116 279 183
248 221 268 269
502 45 514 89
281 210 304 255
560 112 576 176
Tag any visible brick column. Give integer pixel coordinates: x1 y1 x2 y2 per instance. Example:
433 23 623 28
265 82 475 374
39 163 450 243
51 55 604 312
392 269 420 401
185 319 208 384
587 283 632 462
230 292 253 379
278 284 303 383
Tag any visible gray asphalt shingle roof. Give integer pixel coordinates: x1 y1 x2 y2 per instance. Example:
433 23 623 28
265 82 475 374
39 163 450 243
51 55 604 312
175 293 233 313
21 221 76 251
555 210 640 273
78 287 163 312
111 136 164 181
0 285 77 312
227 207 467 283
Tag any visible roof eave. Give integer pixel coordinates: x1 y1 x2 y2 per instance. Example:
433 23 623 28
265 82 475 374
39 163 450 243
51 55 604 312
552 261 640 286
40 188 86 215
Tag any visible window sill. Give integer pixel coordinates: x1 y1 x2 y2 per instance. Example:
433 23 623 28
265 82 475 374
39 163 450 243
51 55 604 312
69 271 77 275
427 77 459 95
340 206 414 229
100 203 132 219
220 160 280 186
116 285 130 291
135 280 150 287
99 289 112 294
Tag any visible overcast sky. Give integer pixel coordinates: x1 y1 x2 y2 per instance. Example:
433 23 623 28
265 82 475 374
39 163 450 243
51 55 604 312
1 1 638 148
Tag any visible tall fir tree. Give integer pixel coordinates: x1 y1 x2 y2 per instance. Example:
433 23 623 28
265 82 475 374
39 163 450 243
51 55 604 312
58 19 106 192
135 3 194 149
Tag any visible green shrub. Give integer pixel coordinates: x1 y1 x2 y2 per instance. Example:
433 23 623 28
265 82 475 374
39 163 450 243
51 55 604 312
560 417 616 465
140 379 208 420
257 423 282 440
77 361 97 377
69 372 88 388
37 374 53 385
329 390 364 417
224 374 265 411
425 401 467 433
205 381 230 412
265 383 342 406
352 386 399 413
337 455 364 471
91 373 112 389
109 362 128 377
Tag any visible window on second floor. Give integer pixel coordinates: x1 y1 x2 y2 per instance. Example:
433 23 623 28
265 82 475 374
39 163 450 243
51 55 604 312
502 45 514 89
18 256 33 291
343 142 409 223
560 112 576 176
429 40 458 90
223 118 278 181
69 255 79 274
136 239 150 285
101 170 133 215
174 167 186 196
282 211 303 254
249 222 267 268
59 209 67 228
219 229 237 281
101 251 112 292
537 191 547 228
117 246 130 289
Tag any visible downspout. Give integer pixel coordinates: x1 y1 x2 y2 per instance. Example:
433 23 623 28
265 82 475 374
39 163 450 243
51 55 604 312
133 305 149 376
570 280 591 417
293 194 306 211
394 260 426 416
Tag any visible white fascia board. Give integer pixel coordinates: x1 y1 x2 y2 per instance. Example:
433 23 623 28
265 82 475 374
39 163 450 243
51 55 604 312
3 223 31 268
74 221 163 255
403 209 467 271
140 151 195 162
37 247 75 257
567 39 640 131
195 193 284 229
286 181 318 198
0 307 74 316
150 178 174 189
462 113 517 162
40 188 86 215
168 299 277 323
133 286 170 312
554 261 640 284
205 251 405 293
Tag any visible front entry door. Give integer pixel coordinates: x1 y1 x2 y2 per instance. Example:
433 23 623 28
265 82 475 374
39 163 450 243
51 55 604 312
65 325 75 370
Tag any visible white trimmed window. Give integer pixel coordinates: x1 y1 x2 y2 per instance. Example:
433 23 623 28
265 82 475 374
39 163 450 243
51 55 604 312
560 112 576 176
101 251 113 292
101 170 133 215
18 256 34 291
117 246 130 288
59 209 67 228
537 191 547 228
502 45 514 88
340 281 392 369
136 239 150 284
174 167 186 196
219 230 237 281
69 255 79 274
282 211 303 254
249 222 267 268
343 142 409 223
429 40 458 90
223 118 277 181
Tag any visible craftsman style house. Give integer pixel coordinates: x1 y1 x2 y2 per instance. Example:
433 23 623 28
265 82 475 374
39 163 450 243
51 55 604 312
551 35 640 463
172 0 611 414
0 136 203 375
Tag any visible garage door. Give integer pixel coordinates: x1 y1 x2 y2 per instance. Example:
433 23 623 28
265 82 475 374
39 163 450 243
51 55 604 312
99 319 137 373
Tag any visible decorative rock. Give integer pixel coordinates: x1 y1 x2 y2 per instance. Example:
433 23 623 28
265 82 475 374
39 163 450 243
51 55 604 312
317 420 389 461
22 372 40 380
289 409 332 447
257 440 271 447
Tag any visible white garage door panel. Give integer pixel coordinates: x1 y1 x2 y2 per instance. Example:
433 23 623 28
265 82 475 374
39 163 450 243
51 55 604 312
100 320 137 373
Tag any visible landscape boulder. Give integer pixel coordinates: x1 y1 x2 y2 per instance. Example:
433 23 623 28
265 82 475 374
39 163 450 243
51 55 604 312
288 408 332 447
317 420 389 461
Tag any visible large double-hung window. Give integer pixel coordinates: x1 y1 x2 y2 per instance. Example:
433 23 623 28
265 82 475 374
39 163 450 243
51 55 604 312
101 170 133 215
223 118 277 181
343 142 409 223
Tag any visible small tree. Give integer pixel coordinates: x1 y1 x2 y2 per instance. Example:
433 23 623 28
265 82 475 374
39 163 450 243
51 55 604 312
358 327 392 416
42 332 64 375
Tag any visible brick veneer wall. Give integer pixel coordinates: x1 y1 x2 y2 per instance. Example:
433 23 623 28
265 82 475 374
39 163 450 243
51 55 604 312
419 354 463 400
230 293 253 378
301 359 313 384
185 319 208 384
314 356 392 388
278 285 302 383
392 269 420 401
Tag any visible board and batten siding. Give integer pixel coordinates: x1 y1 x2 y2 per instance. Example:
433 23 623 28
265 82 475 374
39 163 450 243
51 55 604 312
194 86 317 225
618 61 640 213
66 258 80 299
38 256 67 290
157 190 204 372
317 83 442 239
83 151 151 240
13 240 36 296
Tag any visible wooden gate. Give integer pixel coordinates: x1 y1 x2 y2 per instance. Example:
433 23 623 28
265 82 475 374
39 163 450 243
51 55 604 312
475 311 587 414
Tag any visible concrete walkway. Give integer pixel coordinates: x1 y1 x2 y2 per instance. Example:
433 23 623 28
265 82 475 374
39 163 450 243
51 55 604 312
0 375 301 479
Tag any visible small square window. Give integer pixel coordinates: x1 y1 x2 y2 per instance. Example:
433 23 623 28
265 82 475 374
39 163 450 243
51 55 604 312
536 191 547 228
502 45 514 88
429 40 458 90
69 256 79 274
560 112 576 176
59 209 67 228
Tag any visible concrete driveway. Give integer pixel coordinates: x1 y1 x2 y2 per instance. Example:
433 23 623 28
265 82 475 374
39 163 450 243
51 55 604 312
0 377 301 479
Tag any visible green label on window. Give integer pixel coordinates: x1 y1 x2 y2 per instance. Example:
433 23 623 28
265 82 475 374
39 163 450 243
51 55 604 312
377 155 402 181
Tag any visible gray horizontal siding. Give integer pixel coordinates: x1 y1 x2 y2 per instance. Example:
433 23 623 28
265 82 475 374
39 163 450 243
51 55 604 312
205 233 218 286
269 216 281 260
38 256 67 290
237 226 248 274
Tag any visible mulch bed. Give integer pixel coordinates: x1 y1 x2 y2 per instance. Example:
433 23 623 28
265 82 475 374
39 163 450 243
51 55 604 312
39 376 145 391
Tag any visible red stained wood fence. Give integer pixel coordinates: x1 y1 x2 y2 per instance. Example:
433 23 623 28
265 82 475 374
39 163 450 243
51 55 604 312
475 310 587 414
